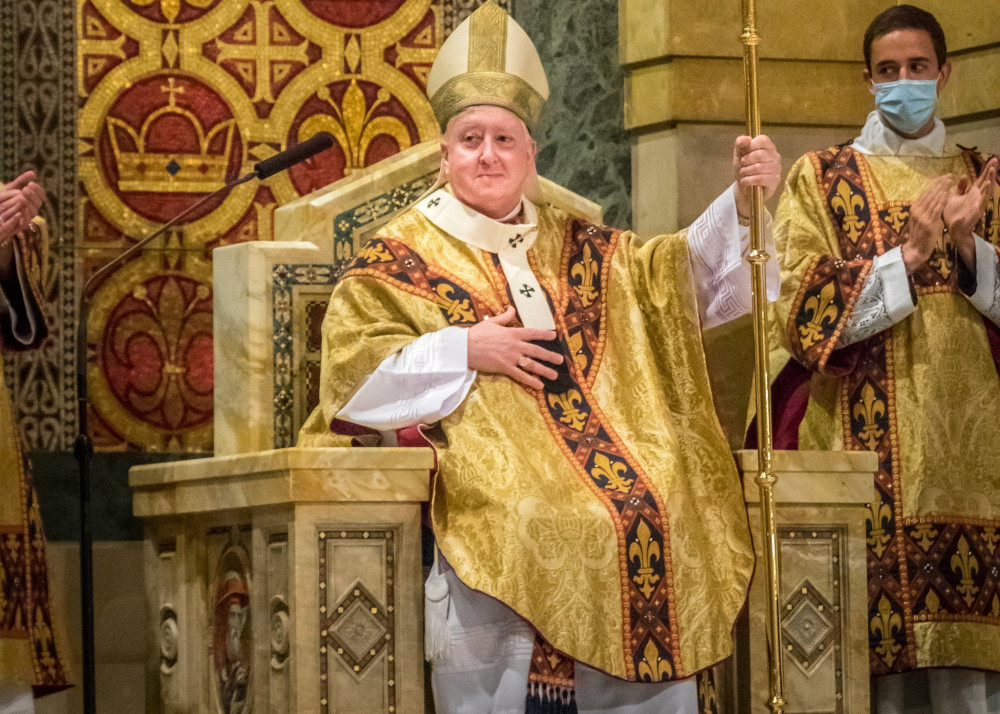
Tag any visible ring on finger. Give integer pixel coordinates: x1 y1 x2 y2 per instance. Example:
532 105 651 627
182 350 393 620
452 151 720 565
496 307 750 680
517 355 530 369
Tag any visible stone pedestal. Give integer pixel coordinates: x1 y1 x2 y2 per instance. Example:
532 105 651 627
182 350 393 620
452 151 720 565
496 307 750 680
129 447 434 714
733 449 878 714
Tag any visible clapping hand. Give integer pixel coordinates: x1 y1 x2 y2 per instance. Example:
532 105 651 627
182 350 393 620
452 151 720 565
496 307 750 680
944 157 998 270
901 176 950 274
0 170 45 243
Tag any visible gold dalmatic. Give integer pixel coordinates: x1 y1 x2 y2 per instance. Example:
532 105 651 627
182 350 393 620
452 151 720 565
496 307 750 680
771 144 1000 674
300 203 754 680
0 225 70 694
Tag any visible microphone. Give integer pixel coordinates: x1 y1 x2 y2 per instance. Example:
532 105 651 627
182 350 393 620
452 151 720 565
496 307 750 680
71 129 334 714
254 132 334 179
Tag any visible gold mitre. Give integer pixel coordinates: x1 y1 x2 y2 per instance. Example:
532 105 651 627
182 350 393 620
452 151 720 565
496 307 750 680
427 2 549 131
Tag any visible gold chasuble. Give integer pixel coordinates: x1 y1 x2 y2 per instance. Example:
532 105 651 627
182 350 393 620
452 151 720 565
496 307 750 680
771 145 1000 675
0 223 69 694
301 192 753 681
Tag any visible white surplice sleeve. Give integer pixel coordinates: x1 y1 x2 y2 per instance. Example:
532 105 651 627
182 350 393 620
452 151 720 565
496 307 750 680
838 246 916 346
336 325 476 430
686 183 780 329
964 235 1000 328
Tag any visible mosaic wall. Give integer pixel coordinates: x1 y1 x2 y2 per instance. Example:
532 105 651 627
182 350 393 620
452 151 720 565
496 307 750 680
77 0 453 451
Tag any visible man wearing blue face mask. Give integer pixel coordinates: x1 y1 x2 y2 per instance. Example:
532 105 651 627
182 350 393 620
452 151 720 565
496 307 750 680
761 4 1000 713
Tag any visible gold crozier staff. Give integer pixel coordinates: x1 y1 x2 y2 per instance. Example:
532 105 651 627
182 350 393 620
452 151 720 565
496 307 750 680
741 0 787 711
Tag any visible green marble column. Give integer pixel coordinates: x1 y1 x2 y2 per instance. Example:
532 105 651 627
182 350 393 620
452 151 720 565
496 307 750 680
515 0 632 228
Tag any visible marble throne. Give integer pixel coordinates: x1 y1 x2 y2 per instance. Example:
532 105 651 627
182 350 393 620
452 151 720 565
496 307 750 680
128 141 601 714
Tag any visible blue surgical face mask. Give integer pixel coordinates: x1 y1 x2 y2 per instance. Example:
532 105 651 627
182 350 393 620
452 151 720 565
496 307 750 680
871 78 939 135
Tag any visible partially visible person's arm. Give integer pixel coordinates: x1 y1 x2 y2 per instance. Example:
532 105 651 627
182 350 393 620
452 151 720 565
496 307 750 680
686 134 783 328
0 171 48 348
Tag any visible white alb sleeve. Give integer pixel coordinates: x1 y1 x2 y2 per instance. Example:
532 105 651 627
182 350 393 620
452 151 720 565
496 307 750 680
837 246 916 346
335 326 477 430
686 183 780 329
965 235 1000 328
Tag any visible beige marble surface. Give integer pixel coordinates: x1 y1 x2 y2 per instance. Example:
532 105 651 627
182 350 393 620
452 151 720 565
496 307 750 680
213 241 325 456
737 448 878 506
130 447 435 518
273 141 442 260
131 448 428 713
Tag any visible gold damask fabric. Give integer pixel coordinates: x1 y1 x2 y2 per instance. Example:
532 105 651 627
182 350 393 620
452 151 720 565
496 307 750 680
299 201 753 680
0 224 69 694
771 145 1000 675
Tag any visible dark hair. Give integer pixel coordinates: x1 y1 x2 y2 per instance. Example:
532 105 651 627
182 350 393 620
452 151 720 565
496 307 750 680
863 5 947 71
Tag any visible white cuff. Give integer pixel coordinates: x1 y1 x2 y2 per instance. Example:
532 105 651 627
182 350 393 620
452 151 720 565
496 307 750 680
967 235 999 314
687 183 778 329
335 326 477 430
876 247 916 323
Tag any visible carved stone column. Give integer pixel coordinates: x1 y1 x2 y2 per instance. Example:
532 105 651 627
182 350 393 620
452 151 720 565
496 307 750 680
130 447 433 714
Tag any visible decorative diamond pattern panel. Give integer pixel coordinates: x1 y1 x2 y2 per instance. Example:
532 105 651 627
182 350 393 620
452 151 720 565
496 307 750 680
329 585 389 667
318 528 398 713
783 579 836 669
780 527 847 712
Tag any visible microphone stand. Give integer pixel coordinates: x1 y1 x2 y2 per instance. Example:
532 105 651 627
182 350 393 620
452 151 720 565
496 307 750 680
74 169 255 713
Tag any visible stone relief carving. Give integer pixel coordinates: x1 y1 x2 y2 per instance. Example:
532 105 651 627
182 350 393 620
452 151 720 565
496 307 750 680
159 606 179 675
212 532 253 714
270 596 290 671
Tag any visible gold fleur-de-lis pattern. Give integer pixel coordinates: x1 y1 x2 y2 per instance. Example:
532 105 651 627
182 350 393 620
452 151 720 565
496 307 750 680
76 0 447 449
628 518 661 598
798 280 840 350
636 637 672 682
547 389 588 431
867 500 893 559
871 595 904 668
339 237 491 327
880 204 909 235
952 535 980 608
432 283 476 324
570 241 600 306
829 177 868 244
851 381 887 451
559 225 612 384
